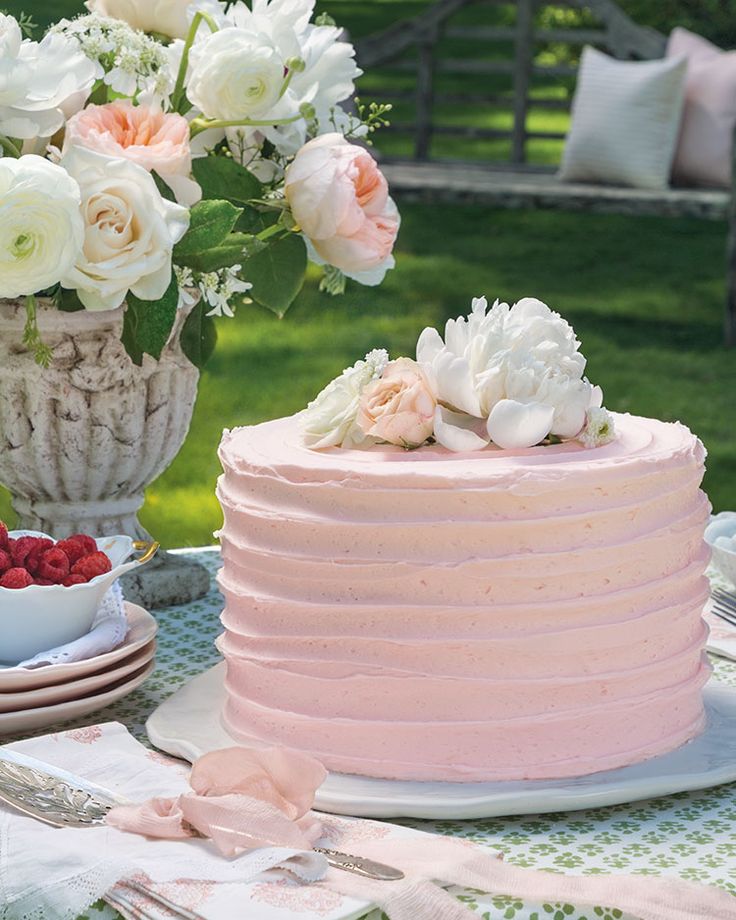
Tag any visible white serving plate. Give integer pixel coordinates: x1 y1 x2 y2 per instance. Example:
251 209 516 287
148 662 736 820
0 658 155 735
0 639 155 713
0 531 158 662
0 603 157 692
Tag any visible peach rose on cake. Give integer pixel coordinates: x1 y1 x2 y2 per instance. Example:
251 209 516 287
63 101 200 206
284 133 400 286
357 358 436 448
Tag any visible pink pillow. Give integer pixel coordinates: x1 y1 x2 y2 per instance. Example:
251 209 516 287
667 27 736 188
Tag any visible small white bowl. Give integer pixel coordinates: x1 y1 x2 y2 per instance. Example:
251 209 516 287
705 512 736 589
0 531 158 664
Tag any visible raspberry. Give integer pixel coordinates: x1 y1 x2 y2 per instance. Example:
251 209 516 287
11 536 45 569
0 549 11 575
24 539 54 575
56 538 91 565
0 522 9 551
72 551 112 580
0 567 33 589
37 547 71 584
62 573 88 586
68 534 97 556
34 578 55 586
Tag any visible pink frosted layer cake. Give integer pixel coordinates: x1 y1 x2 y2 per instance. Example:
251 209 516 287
215 412 711 782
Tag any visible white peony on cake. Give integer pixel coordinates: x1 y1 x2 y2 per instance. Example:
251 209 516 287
214 298 711 782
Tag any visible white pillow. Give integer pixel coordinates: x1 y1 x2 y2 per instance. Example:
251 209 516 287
559 46 687 190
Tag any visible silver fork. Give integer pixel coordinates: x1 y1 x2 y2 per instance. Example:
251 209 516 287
107 881 204 920
711 588 736 626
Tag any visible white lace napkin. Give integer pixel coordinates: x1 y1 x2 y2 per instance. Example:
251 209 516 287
0 722 368 920
16 583 128 669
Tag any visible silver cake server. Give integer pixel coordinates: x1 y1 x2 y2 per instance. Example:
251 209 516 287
0 751 404 882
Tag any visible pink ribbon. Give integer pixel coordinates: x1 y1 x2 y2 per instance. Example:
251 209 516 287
107 746 736 919
325 837 736 920
106 746 326 856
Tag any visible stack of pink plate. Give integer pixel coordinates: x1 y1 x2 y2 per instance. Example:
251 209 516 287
0 603 157 735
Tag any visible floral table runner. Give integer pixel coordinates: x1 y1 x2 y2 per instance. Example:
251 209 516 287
6 548 736 920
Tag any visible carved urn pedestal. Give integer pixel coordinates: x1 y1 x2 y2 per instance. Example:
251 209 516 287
0 299 210 608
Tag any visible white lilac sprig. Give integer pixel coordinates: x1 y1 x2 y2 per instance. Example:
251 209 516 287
50 13 172 102
175 265 252 318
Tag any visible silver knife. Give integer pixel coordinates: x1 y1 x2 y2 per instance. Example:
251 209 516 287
0 750 405 881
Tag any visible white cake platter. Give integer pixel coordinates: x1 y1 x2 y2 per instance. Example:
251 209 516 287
146 662 736 820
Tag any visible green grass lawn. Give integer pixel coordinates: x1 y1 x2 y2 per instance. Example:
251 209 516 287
1 2 734 545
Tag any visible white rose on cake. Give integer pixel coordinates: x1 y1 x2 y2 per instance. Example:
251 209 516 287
417 296 604 451
0 155 84 298
60 147 189 311
301 349 389 449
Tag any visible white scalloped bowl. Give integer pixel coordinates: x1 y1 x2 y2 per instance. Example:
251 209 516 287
705 512 736 588
0 531 155 664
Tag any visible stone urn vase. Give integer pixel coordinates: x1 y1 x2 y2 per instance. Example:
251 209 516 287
0 298 210 608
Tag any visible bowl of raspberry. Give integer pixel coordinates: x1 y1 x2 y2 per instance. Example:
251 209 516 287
0 524 159 663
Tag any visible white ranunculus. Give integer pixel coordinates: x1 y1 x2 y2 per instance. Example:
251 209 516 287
417 296 602 451
187 28 291 123
0 17 96 140
301 349 389 449
60 147 189 311
85 0 197 40
224 0 362 156
0 155 84 298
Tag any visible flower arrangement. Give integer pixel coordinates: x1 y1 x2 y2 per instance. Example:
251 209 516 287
301 297 616 452
0 1 398 368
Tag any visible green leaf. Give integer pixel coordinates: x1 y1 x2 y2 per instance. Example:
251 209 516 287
180 299 218 369
174 199 243 264
246 233 307 316
152 170 176 203
55 288 86 313
192 156 262 207
236 205 279 235
180 233 268 273
121 273 179 365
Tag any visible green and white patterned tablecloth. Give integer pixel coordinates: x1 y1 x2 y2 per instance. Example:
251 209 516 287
8 548 736 919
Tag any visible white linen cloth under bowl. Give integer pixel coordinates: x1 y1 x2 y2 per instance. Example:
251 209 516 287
705 512 736 587
0 532 143 663
13 583 127 669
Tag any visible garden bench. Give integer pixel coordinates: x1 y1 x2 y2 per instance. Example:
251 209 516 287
355 0 736 345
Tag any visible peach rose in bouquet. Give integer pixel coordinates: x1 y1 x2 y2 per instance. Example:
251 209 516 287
63 101 200 205
357 358 436 448
284 133 400 286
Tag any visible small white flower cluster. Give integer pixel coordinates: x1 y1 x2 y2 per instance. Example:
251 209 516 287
175 265 253 318
50 13 172 102
302 299 618 453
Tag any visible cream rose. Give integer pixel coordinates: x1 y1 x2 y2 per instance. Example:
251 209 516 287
285 134 400 286
357 358 435 448
85 0 195 39
63 101 200 206
60 147 189 311
0 155 84 298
